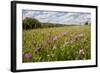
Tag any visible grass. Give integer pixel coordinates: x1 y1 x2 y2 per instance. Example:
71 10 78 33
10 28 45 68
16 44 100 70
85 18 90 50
22 25 91 63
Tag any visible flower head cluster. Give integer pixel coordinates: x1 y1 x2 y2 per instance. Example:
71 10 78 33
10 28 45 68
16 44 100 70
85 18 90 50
68 33 84 44
61 32 67 36
53 36 59 41
24 53 32 59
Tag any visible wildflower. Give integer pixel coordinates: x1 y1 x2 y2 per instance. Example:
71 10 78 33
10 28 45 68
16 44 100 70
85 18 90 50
52 45 57 50
74 33 84 41
61 32 67 36
79 48 85 55
53 36 59 41
24 53 32 59
47 54 50 57
51 54 55 57
69 38 75 44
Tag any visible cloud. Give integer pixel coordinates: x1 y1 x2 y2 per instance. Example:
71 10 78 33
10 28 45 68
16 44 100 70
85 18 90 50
22 10 91 25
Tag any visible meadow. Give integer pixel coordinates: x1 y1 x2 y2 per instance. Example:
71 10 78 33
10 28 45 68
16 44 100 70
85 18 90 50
22 25 91 62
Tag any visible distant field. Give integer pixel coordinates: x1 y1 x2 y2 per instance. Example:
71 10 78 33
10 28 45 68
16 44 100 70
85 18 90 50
22 25 91 62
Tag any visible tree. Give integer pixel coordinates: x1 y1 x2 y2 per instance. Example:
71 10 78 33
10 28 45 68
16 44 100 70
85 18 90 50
23 17 41 29
84 21 89 25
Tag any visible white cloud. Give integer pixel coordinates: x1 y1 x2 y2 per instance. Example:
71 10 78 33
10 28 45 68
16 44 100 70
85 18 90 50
23 10 91 25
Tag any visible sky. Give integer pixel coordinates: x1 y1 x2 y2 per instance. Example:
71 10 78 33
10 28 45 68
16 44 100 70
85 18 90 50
22 10 91 25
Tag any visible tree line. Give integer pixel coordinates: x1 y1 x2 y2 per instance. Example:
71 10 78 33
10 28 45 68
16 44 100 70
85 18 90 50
23 17 67 30
23 17 90 30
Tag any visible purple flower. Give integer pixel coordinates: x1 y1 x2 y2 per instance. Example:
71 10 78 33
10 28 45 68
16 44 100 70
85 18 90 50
24 53 32 59
74 33 84 40
53 36 59 41
61 32 67 36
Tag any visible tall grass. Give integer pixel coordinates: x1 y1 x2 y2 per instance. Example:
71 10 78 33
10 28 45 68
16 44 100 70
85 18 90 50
22 25 91 62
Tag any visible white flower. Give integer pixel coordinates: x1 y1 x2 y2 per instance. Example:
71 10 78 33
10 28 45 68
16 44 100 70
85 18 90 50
52 45 57 50
79 48 85 55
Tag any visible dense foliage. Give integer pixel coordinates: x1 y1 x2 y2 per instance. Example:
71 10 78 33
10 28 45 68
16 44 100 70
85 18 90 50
23 17 41 29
